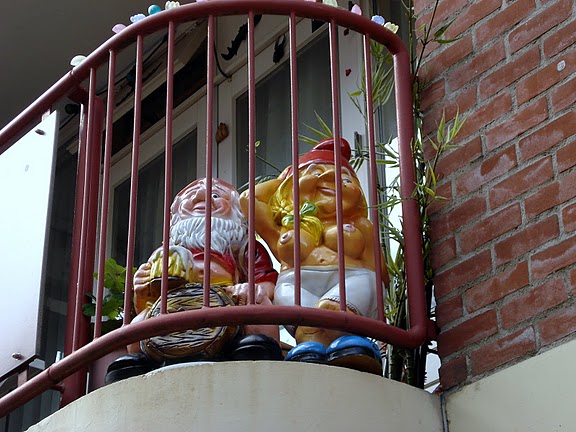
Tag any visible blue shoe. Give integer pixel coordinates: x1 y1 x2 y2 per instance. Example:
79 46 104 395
326 336 383 375
285 341 327 364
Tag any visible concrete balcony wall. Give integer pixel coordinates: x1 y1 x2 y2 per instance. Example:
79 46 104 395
26 362 443 432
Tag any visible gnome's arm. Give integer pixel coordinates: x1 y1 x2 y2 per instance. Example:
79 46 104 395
239 178 282 257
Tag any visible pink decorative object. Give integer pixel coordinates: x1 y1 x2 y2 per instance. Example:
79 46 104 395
112 24 127 33
351 4 362 15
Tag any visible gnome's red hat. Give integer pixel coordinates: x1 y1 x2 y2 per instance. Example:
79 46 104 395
280 138 353 180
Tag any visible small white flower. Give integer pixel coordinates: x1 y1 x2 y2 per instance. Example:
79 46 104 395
165 1 180 9
384 22 399 33
70 55 87 68
130 14 146 23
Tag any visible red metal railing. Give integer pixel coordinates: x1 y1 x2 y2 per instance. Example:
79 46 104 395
0 0 430 417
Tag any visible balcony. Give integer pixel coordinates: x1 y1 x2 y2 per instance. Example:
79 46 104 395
0 1 435 428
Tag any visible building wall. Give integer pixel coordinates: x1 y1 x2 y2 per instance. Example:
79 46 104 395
415 0 576 389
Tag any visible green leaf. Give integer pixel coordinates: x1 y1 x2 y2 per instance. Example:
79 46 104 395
315 111 333 137
82 303 95 317
300 201 317 216
433 18 456 40
282 214 294 227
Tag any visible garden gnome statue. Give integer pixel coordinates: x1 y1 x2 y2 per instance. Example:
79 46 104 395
240 138 388 374
106 178 281 384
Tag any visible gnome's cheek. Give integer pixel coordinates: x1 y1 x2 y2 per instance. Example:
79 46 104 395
298 174 320 196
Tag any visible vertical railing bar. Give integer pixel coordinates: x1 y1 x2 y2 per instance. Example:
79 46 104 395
289 12 302 307
94 51 117 338
64 104 87 356
124 34 144 326
328 20 347 312
247 10 256 305
203 15 215 307
67 105 88 355
161 21 176 315
363 34 385 322
72 69 98 351
394 48 427 329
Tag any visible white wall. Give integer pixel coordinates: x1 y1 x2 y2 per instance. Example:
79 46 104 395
446 337 576 432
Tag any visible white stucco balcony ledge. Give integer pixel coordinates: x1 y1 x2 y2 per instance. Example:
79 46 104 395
26 361 443 432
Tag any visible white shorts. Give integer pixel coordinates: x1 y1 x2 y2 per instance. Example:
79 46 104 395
274 266 385 319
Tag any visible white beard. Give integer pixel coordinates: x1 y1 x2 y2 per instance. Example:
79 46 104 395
169 216 247 256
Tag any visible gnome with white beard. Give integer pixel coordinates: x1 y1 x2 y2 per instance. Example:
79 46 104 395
106 178 280 384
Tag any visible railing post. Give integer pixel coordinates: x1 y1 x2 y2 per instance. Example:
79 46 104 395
61 88 104 407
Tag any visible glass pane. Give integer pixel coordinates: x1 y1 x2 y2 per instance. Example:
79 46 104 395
112 129 197 266
236 31 332 188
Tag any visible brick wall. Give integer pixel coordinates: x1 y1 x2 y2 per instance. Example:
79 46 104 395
415 0 576 390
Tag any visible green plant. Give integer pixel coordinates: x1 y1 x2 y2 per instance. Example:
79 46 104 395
83 258 136 334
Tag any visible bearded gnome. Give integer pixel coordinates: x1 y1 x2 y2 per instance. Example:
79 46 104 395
106 178 281 384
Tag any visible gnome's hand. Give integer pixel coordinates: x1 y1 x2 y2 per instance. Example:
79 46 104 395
148 245 194 281
225 283 273 306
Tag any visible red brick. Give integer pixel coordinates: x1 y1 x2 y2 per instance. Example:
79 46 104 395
531 234 576 279
538 306 576 345
431 195 487 241
517 47 576 106
501 277 568 329
436 294 463 328
431 235 457 270
570 268 576 294
556 138 576 173
456 145 517 196
457 93 512 140
423 35 474 82
421 78 446 112
465 261 529 312
423 87 477 137
436 137 483 182
480 46 540 99
437 310 498 357
414 0 438 17
428 181 453 215
434 250 492 299
432 0 470 34
475 0 536 47
448 0 501 40
489 157 553 209
494 215 559 265
470 327 536 375
484 97 548 152
551 75 576 114
562 202 576 232
519 111 576 162
447 40 506 91
543 15 576 58
525 169 576 218
439 356 467 390
509 0 572 54
459 203 522 254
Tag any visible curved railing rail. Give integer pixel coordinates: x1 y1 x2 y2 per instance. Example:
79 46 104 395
0 0 429 418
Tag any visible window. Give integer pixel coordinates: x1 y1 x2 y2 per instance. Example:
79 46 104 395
112 129 198 266
235 31 332 187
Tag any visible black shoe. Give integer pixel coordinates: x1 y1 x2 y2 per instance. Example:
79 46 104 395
104 353 159 385
228 334 284 361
